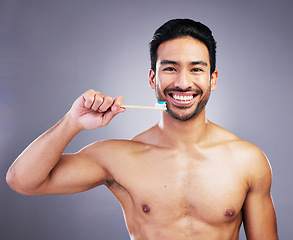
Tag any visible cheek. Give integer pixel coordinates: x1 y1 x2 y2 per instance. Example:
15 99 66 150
198 76 211 92
155 73 174 90
154 75 165 91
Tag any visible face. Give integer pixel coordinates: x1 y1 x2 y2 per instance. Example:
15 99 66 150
149 37 218 121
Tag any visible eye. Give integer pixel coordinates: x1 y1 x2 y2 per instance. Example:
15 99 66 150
191 68 203 72
163 67 177 72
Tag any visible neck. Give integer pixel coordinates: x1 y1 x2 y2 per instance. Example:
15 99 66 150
158 108 211 149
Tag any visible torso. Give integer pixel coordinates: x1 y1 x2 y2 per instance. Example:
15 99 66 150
96 122 253 240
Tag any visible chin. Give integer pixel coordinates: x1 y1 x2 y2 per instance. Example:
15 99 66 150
166 108 199 121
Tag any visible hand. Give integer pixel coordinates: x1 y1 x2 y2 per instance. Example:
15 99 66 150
69 89 125 130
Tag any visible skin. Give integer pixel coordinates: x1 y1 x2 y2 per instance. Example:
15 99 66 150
6 37 278 240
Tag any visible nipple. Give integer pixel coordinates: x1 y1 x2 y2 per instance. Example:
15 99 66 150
142 204 150 213
225 209 235 217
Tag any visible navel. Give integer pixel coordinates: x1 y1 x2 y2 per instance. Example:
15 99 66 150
142 204 150 213
225 209 235 217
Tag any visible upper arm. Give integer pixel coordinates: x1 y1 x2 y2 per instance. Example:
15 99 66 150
242 149 278 240
35 143 111 195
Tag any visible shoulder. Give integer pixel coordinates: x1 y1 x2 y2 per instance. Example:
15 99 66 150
231 140 271 182
79 135 161 165
80 139 148 158
210 121 266 157
74 139 151 178
211 122 272 189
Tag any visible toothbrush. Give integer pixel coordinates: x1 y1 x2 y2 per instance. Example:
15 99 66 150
122 101 166 110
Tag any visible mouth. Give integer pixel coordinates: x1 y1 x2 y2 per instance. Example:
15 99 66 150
171 93 195 101
167 92 199 106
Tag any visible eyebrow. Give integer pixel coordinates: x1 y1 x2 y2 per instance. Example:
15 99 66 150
160 59 208 66
160 60 178 65
190 61 208 66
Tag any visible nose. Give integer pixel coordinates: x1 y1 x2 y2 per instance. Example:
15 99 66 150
174 71 193 90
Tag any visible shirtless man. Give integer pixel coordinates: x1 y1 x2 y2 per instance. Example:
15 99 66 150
6 19 278 239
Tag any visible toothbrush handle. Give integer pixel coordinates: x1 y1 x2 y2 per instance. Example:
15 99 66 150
122 105 166 110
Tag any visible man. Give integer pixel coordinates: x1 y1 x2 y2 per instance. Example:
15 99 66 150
6 19 278 239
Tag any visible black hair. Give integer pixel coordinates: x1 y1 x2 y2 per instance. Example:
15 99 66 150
149 18 217 74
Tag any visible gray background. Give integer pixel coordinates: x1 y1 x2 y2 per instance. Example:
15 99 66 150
1 0 292 239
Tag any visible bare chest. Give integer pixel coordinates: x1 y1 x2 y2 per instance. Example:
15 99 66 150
109 148 248 225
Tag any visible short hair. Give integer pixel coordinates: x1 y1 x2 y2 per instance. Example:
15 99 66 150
149 18 217 74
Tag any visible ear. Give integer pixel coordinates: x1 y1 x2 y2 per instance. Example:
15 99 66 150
210 69 218 91
149 69 156 89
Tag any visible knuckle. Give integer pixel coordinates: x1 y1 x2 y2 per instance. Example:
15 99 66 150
87 89 95 95
105 96 113 103
84 89 94 99
95 94 103 102
116 96 124 104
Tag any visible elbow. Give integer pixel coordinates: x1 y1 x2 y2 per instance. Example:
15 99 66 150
6 167 38 196
6 167 17 190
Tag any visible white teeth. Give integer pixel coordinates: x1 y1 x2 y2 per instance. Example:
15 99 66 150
173 94 194 101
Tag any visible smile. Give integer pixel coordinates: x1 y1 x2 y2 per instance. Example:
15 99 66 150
171 94 194 101
168 92 199 103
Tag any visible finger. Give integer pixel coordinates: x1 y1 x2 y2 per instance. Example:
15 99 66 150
98 95 114 112
102 106 125 126
91 93 104 111
83 89 99 108
111 96 124 112
100 97 125 126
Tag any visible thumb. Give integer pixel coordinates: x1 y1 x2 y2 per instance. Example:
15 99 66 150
101 107 125 126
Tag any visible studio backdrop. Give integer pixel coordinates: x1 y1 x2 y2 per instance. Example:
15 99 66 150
1 0 292 239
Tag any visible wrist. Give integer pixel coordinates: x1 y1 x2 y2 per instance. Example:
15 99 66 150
63 112 85 133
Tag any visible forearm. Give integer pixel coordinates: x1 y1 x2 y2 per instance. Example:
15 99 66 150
6 113 82 194
6 89 124 195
